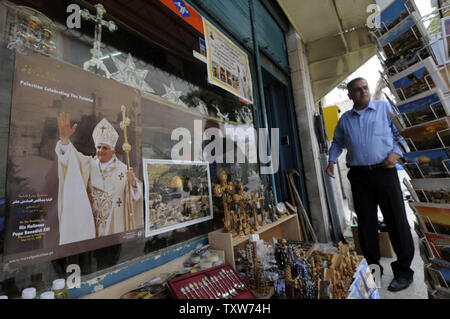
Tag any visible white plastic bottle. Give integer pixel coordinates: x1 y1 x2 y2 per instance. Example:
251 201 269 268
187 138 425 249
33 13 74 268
21 287 36 299
52 279 69 299
40 291 55 299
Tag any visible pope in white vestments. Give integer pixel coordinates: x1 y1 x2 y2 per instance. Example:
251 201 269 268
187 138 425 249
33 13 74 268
55 112 143 245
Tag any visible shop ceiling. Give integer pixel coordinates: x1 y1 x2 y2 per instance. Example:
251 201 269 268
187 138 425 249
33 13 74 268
277 0 377 103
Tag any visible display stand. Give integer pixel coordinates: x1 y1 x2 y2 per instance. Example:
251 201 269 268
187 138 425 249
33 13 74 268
208 214 302 269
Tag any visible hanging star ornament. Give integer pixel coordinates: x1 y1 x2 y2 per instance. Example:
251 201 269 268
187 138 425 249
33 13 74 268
111 53 155 93
213 104 229 121
161 81 188 108
195 99 209 116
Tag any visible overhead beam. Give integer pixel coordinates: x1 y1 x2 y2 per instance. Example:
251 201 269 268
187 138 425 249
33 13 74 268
310 46 376 102
329 0 349 53
306 28 375 64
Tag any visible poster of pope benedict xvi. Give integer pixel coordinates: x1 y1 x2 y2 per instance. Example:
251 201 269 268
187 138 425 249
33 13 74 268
3 52 143 269
55 112 143 245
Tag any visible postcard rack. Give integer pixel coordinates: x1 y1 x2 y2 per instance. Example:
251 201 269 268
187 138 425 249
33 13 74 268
374 1 450 299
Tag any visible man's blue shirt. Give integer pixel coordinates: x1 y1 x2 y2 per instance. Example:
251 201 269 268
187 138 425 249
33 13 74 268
329 100 404 166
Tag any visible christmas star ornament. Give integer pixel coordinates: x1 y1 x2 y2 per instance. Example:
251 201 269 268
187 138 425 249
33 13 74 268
111 53 155 93
195 99 209 116
213 104 229 121
162 81 188 108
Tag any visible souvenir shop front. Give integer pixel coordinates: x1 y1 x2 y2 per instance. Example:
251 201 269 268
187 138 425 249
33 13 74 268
0 0 312 299
0 0 380 300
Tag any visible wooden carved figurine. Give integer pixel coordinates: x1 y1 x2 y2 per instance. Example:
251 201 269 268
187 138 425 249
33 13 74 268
250 191 260 232
257 185 267 226
227 181 238 236
214 170 234 234
268 188 277 220
232 194 245 236
236 182 251 235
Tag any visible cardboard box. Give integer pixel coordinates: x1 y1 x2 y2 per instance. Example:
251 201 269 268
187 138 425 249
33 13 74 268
351 226 395 258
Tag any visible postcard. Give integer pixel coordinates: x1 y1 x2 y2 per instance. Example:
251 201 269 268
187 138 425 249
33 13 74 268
397 89 449 127
430 259 450 284
391 57 447 102
425 232 450 261
143 159 213 237
400 117 450 151
442 17 450 63
412 203 450 236
401 147 450 179
378 13 429 75
411 177 450 204
403 177 420 202
377 0 417 36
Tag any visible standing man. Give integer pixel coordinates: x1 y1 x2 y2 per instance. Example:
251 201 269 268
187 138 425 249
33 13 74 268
326 78 415 292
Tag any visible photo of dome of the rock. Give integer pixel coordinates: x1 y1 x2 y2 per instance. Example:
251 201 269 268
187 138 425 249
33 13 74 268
144 160 212 237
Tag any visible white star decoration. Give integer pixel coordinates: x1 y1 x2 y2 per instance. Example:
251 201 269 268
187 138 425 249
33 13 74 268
195 99 209 116
234 108 253 125
162 81 188 108
111 53 155 93
213 104 229 121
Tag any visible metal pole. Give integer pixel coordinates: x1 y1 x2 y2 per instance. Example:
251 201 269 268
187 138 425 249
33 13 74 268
248 0 278 204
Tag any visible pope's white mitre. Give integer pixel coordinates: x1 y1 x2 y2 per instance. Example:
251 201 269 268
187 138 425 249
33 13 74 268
92 118 119 149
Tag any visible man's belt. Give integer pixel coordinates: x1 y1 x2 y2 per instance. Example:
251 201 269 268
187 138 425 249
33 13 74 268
347 163 385 170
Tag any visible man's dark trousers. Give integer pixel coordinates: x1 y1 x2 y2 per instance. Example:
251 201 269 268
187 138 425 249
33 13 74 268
348 166 415 280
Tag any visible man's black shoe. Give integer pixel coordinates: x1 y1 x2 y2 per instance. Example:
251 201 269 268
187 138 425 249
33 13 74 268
387 277 413 292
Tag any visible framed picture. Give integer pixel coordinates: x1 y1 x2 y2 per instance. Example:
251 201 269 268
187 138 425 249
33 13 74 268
378 13 430 76
401 147 450 179
375 0 418 37
143 159 213 237
397 89 450 127
390 57 448 102
400 116 450 151
411 178 450 204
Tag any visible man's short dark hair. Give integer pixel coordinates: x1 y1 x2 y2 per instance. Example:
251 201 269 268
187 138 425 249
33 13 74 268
347 77 368 92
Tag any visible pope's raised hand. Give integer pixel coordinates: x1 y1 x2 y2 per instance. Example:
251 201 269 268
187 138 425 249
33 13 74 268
58 112 78 145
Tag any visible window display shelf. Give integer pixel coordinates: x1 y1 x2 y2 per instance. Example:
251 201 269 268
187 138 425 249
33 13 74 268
208 214 302 269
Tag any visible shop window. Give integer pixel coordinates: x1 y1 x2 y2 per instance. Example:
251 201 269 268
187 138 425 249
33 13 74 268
0 0 261 297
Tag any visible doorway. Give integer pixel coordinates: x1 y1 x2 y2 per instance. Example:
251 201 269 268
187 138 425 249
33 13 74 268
262 68 309 211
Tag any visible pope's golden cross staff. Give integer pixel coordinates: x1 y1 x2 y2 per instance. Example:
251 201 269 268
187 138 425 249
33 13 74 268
120 105 134 231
